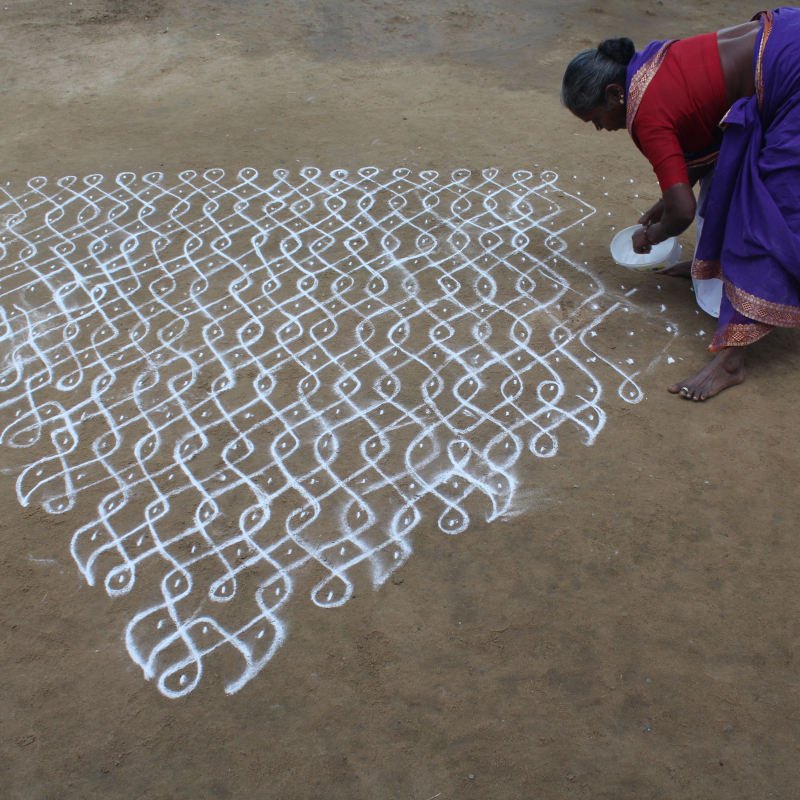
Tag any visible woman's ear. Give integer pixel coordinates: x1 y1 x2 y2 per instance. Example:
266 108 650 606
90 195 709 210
606 83 625 104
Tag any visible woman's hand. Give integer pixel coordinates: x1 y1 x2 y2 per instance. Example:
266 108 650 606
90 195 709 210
631 184 696 254
632 226 651 254
638 199 664 226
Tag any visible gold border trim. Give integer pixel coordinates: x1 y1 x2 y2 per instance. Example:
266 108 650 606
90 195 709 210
754 10 774 113
626 42 675 133
709 321 772 351
692 258 722 281
685 152 720 169
726 279 800 327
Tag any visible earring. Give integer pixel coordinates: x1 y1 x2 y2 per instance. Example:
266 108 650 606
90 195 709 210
619 98 624 105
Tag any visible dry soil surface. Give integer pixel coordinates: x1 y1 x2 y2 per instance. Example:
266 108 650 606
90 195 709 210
2 2 800 799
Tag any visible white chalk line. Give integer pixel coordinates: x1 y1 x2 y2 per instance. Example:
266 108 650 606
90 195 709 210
0 167 677 696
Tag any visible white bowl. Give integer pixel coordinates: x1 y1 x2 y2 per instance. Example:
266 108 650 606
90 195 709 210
610 225 682 273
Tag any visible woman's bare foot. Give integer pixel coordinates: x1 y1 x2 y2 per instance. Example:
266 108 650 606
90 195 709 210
659 259 692 278
668 346 746 401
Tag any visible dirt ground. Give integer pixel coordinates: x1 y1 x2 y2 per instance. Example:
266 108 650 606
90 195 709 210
2 1 800 798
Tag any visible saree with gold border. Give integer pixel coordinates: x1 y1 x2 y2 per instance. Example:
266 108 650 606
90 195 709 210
692 8 800 350
627 8 800 351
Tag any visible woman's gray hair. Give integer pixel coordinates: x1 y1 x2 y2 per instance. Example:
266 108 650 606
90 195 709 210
561 38 635 113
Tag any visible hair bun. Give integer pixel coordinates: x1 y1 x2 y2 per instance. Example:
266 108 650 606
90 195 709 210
597 37 635 65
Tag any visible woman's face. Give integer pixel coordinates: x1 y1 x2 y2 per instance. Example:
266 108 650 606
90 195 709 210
572 86 627 131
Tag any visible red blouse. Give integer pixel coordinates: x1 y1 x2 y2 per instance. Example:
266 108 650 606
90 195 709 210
631 32 729 190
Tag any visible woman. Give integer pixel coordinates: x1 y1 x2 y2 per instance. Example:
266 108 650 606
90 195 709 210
561 8 800 401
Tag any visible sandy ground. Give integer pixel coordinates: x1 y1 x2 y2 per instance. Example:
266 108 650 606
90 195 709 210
2 1 800 798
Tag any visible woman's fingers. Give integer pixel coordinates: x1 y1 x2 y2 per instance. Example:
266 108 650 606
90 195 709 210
638 201 664 226
631 228 651 254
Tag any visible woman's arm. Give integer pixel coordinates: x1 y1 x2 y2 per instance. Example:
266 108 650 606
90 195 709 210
632 182 696 253
637 163 709 227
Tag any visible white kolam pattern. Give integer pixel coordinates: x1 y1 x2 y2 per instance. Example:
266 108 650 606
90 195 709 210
0 167 676 697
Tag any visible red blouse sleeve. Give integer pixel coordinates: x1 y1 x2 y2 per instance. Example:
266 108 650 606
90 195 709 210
633 112 690 191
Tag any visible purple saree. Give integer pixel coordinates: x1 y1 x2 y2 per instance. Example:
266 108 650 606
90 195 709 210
692 8 800 350
627 9 800 352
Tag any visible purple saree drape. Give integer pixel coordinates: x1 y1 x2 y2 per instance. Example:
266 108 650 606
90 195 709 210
693 8 800 350
626 9 800 351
